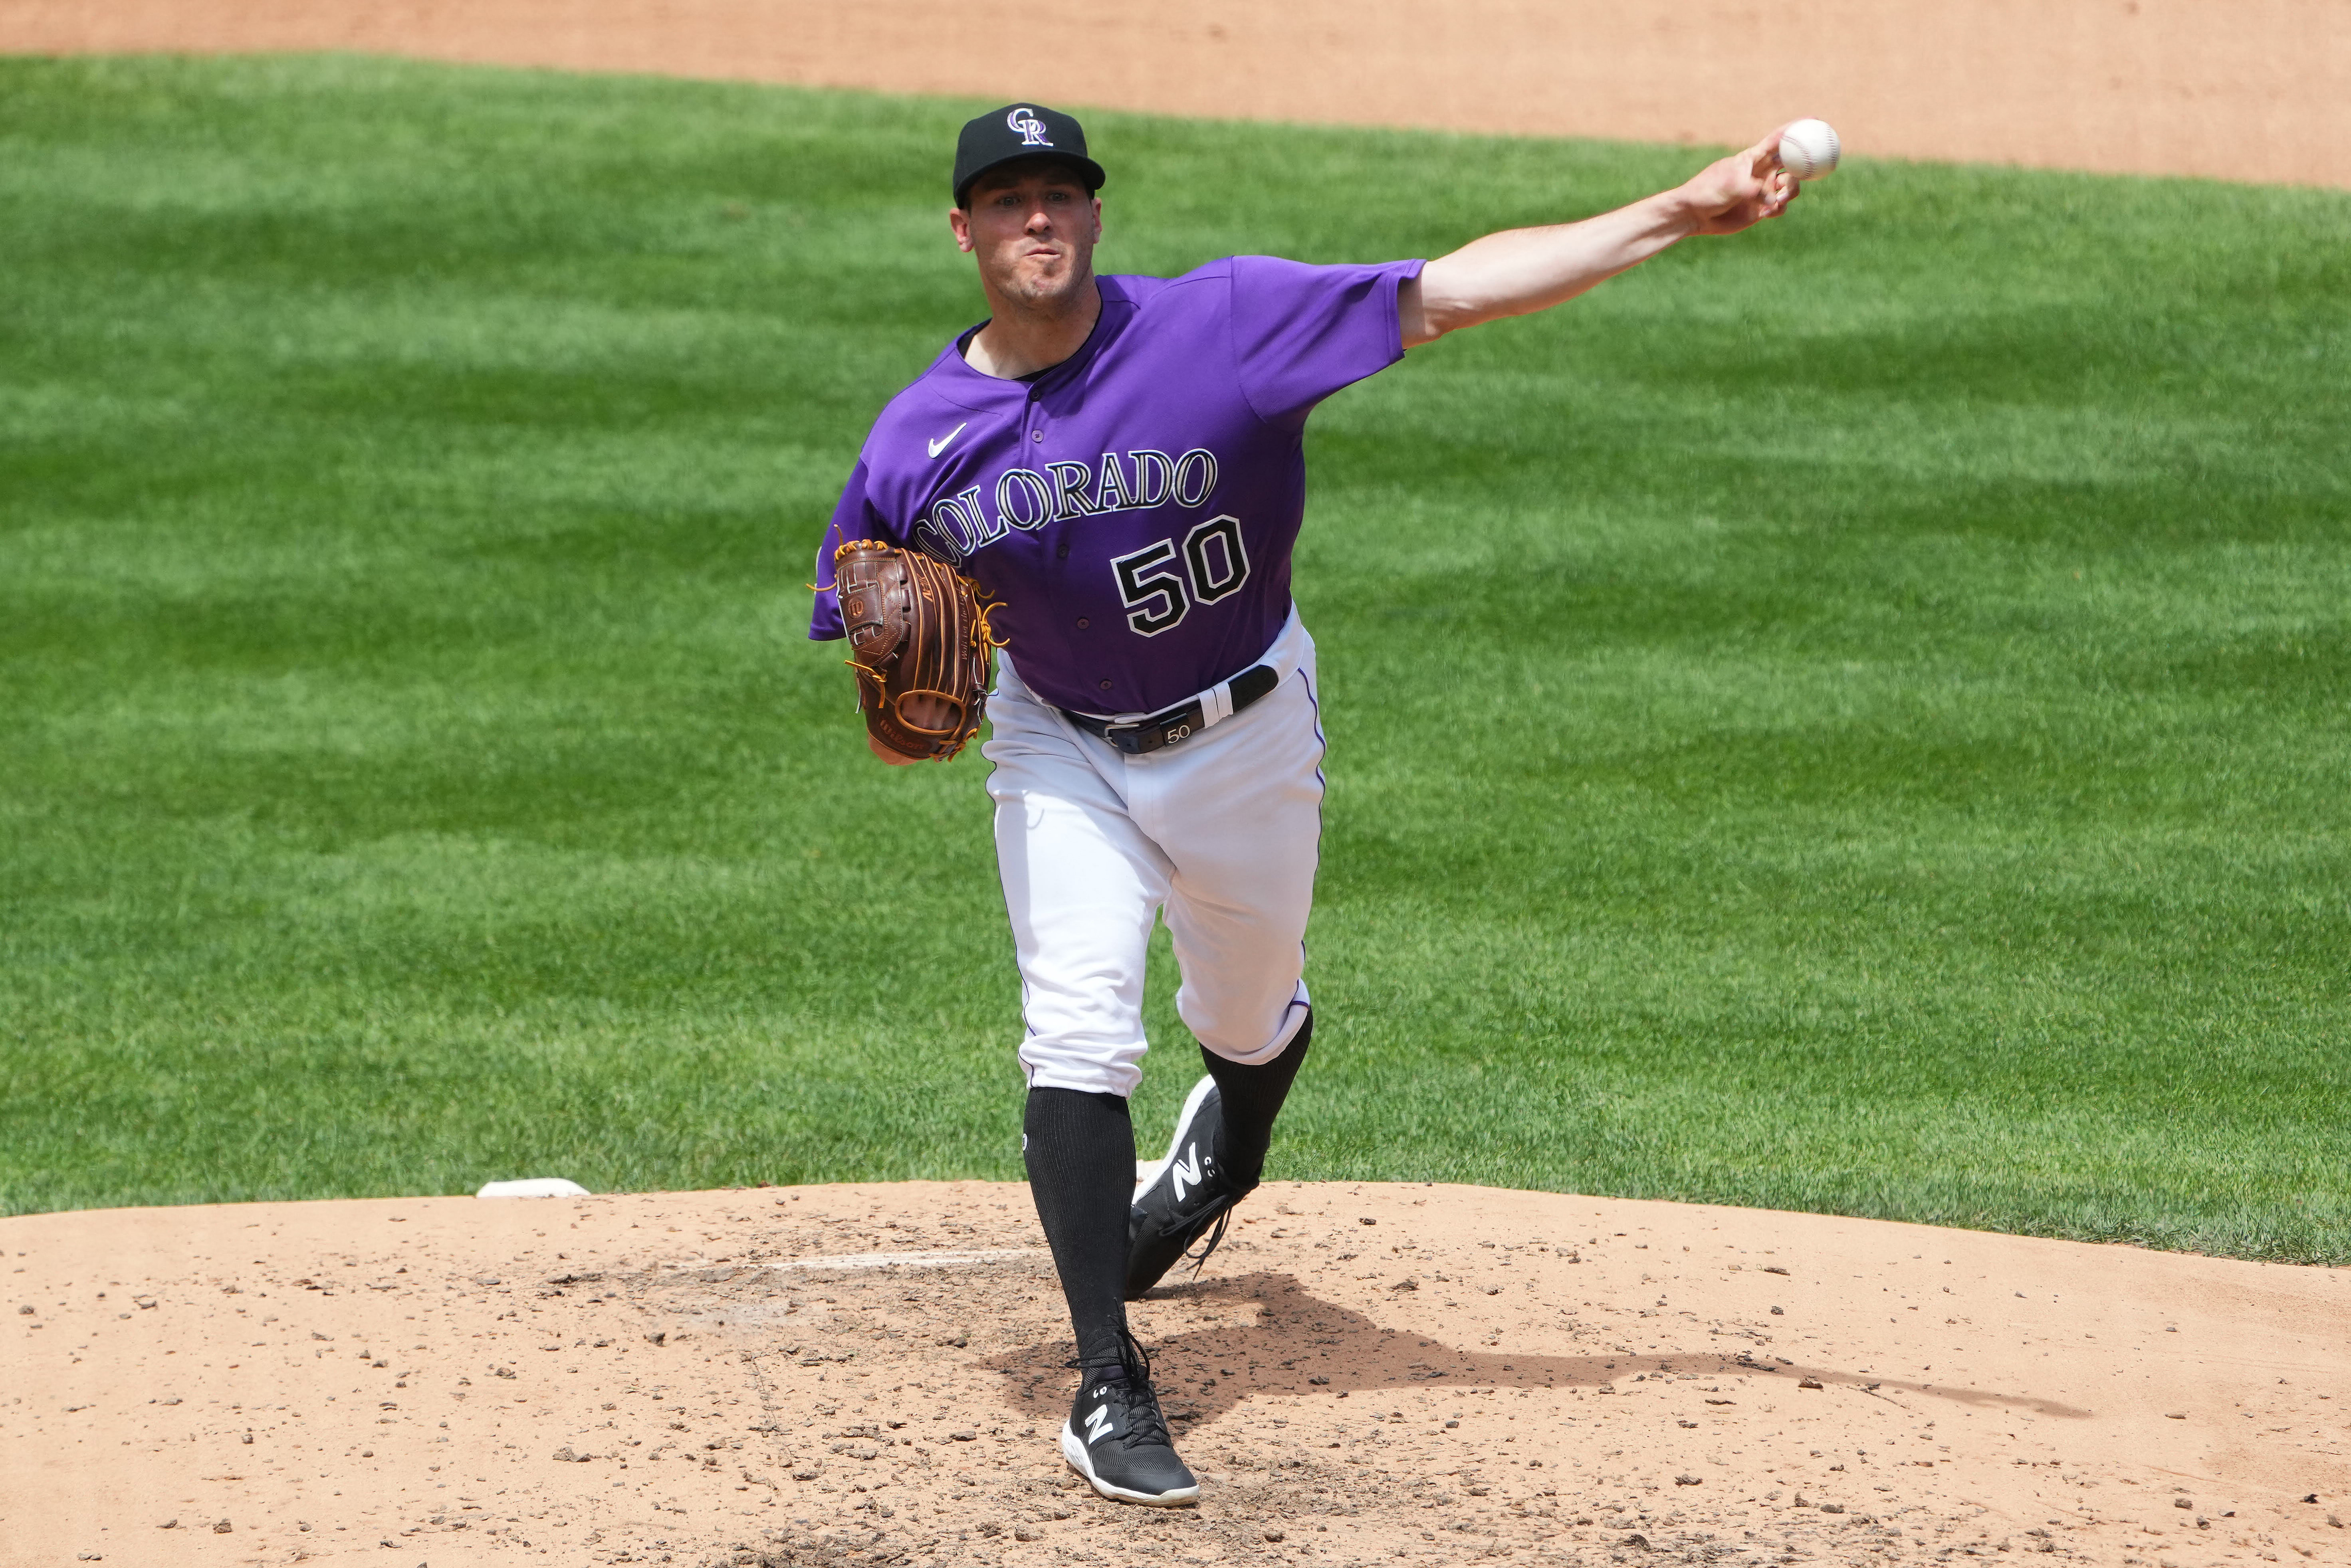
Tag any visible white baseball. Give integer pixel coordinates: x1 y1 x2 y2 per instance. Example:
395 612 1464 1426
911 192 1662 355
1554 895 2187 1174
1778 118 1841 180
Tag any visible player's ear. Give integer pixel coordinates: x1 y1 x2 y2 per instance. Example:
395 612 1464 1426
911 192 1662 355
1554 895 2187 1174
948 205 975 253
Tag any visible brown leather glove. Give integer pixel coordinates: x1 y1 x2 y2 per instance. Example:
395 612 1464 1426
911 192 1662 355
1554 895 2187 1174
833 540 997 763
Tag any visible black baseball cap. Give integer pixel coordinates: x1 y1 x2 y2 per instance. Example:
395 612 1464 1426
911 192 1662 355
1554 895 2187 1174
952 103 1106 209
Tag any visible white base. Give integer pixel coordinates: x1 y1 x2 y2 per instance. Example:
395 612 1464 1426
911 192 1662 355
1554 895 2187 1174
476 1178 591 1199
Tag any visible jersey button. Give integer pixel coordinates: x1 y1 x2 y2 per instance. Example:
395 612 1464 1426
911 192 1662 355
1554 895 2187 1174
1031 430 1044 442
1075 617 1089 630
1098 680 1113 691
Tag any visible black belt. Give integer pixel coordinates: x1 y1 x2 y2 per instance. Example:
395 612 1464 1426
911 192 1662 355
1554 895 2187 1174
1060 664 1281 755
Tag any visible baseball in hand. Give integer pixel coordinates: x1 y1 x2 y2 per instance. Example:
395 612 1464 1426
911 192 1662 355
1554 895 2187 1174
1778 118 1841 180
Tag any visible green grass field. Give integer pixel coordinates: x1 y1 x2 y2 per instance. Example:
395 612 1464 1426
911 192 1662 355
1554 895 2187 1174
3 54 2346 1261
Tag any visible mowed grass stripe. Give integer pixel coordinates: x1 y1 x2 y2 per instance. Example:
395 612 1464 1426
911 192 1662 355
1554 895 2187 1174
0 55 2345 1260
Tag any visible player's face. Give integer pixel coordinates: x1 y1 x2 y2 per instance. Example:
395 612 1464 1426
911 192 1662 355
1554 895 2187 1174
951 164 1102 310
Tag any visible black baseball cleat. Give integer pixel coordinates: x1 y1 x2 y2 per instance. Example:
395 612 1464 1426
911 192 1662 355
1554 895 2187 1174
1059 1337 1199 1506
1125 1075 1255 1300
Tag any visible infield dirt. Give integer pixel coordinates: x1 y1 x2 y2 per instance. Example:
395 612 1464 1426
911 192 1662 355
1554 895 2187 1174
4 0 2349 189
6 1182 2346 1566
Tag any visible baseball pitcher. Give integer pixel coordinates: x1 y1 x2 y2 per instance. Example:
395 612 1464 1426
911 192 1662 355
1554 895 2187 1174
811 102 1801 1505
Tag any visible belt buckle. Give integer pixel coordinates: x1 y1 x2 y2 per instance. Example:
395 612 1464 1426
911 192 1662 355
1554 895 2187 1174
1099 700 1200 756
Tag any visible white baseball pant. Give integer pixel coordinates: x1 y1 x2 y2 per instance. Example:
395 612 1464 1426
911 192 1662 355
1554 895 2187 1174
983 610 1325 1098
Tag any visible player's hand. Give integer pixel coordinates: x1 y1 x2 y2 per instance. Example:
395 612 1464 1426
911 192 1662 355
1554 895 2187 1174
1677 127 1800 236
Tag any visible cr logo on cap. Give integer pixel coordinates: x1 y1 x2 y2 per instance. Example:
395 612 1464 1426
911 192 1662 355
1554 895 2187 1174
1007 107 1054 147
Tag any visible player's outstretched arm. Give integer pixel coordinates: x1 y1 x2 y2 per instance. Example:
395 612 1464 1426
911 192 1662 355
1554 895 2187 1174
1400 126 1799 348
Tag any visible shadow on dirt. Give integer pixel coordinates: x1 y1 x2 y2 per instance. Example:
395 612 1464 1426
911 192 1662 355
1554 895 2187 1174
984 1270 2089 1426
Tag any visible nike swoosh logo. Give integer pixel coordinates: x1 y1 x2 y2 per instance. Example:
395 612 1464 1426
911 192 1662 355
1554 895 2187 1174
927 422 967 459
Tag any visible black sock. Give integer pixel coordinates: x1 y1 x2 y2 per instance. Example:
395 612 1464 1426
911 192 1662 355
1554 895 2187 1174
1023 1087 1136 1370
1200 1008 1314 1191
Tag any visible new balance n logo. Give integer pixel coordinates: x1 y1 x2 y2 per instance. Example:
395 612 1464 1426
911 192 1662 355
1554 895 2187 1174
1170 1141 1203 1202
1083 1403 1113 1444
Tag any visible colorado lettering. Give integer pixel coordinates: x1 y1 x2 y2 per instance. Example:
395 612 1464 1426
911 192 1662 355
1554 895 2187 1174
937 485 995 550
914 447 1220 563
1048 461 1095 519
995 469 1054 531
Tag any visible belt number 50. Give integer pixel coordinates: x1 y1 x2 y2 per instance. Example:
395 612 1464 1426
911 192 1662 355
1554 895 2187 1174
1108 515 1249 637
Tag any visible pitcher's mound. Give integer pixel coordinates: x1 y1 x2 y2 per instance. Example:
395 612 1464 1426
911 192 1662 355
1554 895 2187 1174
4 1182 2343 1564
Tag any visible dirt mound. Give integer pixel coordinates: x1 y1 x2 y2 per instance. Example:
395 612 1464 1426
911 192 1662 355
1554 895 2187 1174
4 1181 2344 1564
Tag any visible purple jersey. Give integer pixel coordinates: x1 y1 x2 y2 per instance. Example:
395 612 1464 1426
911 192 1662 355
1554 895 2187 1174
808 255 1425 716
